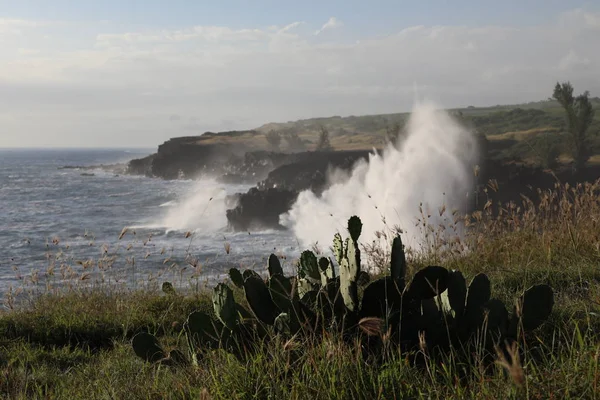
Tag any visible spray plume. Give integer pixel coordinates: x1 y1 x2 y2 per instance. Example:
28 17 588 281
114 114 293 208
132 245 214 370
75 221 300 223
282 101 479 259
160 178 230 234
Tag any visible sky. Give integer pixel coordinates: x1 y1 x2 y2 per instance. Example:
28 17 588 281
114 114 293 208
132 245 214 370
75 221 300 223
0 1 599 148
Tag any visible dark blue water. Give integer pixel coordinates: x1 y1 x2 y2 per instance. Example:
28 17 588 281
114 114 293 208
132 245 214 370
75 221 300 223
0 148 299 297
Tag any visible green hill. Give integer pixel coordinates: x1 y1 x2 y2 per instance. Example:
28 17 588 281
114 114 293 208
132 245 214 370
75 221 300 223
254 98 600 165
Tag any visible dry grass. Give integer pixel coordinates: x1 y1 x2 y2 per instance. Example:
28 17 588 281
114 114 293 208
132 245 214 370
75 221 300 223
361 178 600 275
487 127 560 142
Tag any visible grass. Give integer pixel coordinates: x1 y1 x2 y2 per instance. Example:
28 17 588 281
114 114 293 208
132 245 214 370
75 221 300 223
1 179 600 399
240 98 600 169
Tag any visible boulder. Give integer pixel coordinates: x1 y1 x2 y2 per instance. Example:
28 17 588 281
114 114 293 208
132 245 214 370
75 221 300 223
225 187 298 231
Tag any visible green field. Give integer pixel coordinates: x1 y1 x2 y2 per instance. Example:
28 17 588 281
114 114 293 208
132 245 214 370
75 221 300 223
255 98 600 165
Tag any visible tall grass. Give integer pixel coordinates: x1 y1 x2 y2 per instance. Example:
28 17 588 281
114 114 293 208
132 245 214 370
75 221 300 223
1 179 600 399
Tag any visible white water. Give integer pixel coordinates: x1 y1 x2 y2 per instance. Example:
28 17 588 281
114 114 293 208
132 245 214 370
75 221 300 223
159 178 230 234
282 101 479 257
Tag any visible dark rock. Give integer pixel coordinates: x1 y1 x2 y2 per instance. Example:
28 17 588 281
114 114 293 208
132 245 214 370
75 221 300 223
127 154 156 177
127 132 260 180
225 187 298 231
470 159 600 215
128 133 307 183
217 151 292 184
258 150 373 193
219 173 249 185
225 150 372 231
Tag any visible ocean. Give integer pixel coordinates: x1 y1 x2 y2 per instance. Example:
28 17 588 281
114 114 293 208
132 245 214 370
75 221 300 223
0 148 300 298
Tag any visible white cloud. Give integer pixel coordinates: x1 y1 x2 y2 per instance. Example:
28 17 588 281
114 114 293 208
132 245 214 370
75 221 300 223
95 26 268 48
558 50 591 70
0 9 599 147
278 21 304 34
314 17 343 35
0 18 41 34
560 8 600 29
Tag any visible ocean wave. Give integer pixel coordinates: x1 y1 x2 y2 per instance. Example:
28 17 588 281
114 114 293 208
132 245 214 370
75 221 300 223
159 200 178 207
108 192 136 198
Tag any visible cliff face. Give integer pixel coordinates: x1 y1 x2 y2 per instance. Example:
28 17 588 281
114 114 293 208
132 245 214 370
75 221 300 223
127 131 306 182
126 129 600 234
128 133 374 231
225 150 372 231
148 134 252 180
127 154 155 177
257 150 374 193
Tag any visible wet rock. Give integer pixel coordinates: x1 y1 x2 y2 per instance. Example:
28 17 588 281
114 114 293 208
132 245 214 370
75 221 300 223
225 187 298 231
225 150 372 231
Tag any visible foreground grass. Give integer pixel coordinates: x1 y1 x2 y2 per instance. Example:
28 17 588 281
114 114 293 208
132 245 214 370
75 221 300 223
1 181 600 399
1 277 599 399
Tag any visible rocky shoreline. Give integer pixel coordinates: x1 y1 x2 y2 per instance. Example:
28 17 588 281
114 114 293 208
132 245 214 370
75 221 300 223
125 133 374 231
125 132 600 233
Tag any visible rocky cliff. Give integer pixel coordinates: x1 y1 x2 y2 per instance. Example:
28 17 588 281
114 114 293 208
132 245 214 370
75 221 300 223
225 150 373 231
127 132 256 180
126 129 600 234
126 131 375 231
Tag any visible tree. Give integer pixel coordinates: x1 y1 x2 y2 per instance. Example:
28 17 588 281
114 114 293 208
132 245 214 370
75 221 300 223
534 133 561 170
316 126 333 151
552 81 595 172
284 130 306 152
265 130 282 151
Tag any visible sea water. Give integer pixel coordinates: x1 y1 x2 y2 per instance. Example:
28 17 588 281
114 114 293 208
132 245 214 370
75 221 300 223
0 148 300 297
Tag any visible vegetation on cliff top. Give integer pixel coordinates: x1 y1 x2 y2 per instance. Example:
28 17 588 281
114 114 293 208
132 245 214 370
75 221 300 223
254 95 600 163
142 95 600 171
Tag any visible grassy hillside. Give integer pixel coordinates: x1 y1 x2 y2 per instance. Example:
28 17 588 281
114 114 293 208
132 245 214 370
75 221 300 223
254 98 600 165
143 98 599 169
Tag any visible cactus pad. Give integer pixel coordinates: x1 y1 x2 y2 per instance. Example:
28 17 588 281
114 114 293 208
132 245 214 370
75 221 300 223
132 332 166 363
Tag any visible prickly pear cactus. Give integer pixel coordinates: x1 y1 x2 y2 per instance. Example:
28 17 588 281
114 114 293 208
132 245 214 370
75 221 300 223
333 233 344 266
299 250 320 282
229 268 244 288
268 274 294 312
518 283 554 331
464 273 491 332
212 283 238 330
357 270 370 287
390 235 407 290
482 298 509 339
132 332 166 363
268 254 283 277
186 311 222 348
319 257 335 286
406 266 449 300
340 238 360 312
242 269 261 281
274 312 291 336
244 275 279 325
297 277 314 300
360 276 402 319
440 270 467 318
347 215 363 242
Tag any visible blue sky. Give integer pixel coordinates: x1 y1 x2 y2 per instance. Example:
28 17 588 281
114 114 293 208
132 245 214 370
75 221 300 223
0 1 599 147
0 0 590 28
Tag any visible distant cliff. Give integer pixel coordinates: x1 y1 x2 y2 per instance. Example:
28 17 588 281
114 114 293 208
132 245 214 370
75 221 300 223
126 131 263 180
126 131 374 231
